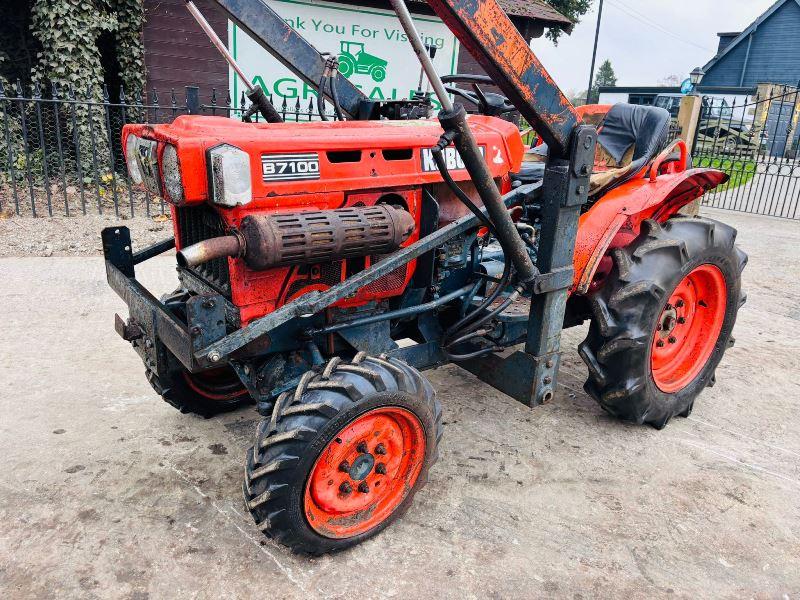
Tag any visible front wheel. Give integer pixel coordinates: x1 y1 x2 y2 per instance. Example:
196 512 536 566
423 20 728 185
243 353 441 554
579 217 747 429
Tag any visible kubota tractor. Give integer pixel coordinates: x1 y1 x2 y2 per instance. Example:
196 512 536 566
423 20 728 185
103 0 747 554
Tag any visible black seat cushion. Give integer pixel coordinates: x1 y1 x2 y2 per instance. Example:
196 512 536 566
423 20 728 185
598 103 671 170
511 103 672 193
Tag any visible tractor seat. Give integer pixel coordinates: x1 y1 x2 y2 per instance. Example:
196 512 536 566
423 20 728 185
513 103 672 197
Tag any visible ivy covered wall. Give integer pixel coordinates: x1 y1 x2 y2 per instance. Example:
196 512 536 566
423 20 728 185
0 0 146 177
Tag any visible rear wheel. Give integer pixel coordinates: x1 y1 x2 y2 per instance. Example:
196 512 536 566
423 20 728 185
243 353 441 554
579 217 747 429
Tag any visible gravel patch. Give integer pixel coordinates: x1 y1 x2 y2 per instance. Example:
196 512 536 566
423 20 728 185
0 212 173 258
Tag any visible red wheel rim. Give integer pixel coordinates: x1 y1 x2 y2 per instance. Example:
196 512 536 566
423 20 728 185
650 264 727 393
182 369 248 401
304 407 426 539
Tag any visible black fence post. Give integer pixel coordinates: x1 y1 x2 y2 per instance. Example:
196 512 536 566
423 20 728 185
186 86 201 115
67 84 87 215
32 82 54 216
0 80 21 215
16 80 38 217
51 82 70 216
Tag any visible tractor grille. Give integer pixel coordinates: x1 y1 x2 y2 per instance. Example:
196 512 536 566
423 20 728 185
176 205 231 296
364 255 408 294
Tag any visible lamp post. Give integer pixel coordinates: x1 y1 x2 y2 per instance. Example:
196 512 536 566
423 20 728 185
689 67 705 94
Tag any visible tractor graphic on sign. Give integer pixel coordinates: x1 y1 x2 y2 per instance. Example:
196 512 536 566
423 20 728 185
337 41 388 82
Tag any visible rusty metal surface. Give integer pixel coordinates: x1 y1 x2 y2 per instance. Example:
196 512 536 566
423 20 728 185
239 205 415 271
177 234 242 269
426 0 579 157
194 182 542 368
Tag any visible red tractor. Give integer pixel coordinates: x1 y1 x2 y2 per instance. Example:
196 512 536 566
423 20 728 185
104 0 746 554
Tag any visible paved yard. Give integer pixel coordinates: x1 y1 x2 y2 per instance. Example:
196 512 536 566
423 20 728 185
0 208 798 599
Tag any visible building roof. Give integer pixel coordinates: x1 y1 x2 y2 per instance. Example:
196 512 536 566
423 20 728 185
410 0 573 28
703 0 800 72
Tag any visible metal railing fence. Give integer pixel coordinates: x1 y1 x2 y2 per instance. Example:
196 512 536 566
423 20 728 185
0 81 338 218
693 85 800 220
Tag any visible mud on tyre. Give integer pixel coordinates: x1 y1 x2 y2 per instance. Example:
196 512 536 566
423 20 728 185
243 353 442 555
579 217 747 429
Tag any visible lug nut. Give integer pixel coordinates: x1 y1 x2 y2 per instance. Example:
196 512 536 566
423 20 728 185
375 463 387 475
677 317 686 324
656 324 662 331
338 460 350 473
665 303 673 310
375 443 387 455
339 482 352 494
675 300 684 308
668 336 677 344
656 340 665 348
356 441 368 454
358 481 369 493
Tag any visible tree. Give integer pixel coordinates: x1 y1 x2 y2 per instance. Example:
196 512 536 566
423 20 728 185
589 59 616 102
544 0 593 43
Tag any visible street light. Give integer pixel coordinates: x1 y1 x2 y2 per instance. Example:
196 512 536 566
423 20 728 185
690 67 705 88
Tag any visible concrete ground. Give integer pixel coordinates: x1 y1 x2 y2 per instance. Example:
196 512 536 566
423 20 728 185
1 208 798 599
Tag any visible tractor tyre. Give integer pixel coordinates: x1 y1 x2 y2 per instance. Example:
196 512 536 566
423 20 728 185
146 366 252 418
579 217 747 429
243 352 442 555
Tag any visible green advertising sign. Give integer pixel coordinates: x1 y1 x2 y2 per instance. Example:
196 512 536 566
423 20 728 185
228 0 460 114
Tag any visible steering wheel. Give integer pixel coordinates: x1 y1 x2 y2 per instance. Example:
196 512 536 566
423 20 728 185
441 74 515 117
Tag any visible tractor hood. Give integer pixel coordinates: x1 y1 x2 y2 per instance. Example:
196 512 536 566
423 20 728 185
121 115 524 207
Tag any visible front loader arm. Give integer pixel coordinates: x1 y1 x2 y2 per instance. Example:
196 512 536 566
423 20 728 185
426 0 579 157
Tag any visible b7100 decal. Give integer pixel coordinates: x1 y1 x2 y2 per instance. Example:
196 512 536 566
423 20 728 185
261 153 320 181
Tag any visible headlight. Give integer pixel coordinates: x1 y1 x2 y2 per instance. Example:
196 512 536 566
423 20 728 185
208 144 252 207
125 134 143 185
161 144 184 203
133 137 162 196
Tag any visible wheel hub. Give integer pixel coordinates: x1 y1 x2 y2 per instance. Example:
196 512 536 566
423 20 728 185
348 453 375 481
303 407 425 539
657 306 678 337
651 264 727 393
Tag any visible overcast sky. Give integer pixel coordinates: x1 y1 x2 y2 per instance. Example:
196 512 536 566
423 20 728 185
530 0 778 94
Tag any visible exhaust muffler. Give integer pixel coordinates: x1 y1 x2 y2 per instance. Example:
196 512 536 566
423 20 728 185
177 204 415 271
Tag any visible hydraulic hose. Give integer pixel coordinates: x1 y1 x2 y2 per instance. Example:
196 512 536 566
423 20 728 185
432 147 496 235
329 73 345 121
438 104 538 286
317 73 329 121
444 259 511 342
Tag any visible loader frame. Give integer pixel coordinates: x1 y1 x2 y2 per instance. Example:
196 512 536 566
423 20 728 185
103 0 597 407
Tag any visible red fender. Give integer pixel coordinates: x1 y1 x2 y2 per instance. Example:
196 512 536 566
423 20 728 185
572 168 728 294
